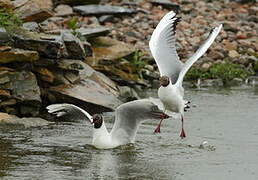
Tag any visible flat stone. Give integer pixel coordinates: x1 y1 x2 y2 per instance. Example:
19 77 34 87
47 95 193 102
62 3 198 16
50 79 121 113
0 48 39 64
0 117 51 127
22 22 39 31
15 0 54 23
0 45 11 52
98 15 114 24
34 67 55 83
76 27 110 38
0 99 17 106
150 0 180 11
13 31 66 58
54 4 74 16
73 5 137 16
53 0 100 6
0 89 11 97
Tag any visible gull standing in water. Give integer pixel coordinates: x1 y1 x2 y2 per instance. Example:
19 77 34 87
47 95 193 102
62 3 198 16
149 11 223 137
47 99 169 149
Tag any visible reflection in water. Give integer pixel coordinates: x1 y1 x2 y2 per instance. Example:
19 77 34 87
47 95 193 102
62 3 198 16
0 138 14 177
0 86 258 179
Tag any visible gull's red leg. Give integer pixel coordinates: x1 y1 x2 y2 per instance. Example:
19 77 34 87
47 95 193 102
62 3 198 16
154 110 166 133
180 114 186 138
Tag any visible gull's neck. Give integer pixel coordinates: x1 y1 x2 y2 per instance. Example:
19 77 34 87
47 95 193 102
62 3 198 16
92 121 112 149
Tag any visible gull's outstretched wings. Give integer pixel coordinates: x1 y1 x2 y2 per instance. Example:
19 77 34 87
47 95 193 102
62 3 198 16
47 104 93 123
149 11 183 84
110 100 164 144
176 24 223 85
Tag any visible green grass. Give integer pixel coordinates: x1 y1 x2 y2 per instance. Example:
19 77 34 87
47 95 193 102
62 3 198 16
185 62 253 84
0 8 22 30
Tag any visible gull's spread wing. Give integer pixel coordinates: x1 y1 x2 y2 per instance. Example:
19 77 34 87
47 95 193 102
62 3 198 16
149 11 183 84
47 103 93 123
176 24 223 85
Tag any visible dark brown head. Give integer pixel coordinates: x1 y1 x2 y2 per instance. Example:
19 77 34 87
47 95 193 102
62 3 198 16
92 114 103 129
159 76 170 87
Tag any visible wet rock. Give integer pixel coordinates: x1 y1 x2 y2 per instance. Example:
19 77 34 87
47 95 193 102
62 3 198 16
0 48 39 64
22 22 39 32
0 117 51 127
15 0 53 23
246 76 258 85
61 31 88 59
0 27 10 44
198 79 224 87
53 0 100 6
228 78 243 86
76 27 110 38
13 31 66 58
54 4 74 17
150 0 180 12
73 5 137 16
0 70 41 116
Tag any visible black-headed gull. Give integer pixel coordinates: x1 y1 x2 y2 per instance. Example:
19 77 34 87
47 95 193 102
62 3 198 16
149 11 223 137
46 99 169 149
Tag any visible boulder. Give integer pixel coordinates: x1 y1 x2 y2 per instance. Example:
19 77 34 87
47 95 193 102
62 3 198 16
0 70 41 116
49 59 122 113
22 22 39 32
14 0 53 23
73 5 137 16
0 48 39 64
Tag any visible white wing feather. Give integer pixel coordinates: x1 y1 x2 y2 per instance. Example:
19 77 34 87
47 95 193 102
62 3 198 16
47 103 93 123
149 11 183 84
176 24 223 85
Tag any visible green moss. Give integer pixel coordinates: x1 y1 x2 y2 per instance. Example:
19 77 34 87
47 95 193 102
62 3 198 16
185 62 253 83
0 8 22 31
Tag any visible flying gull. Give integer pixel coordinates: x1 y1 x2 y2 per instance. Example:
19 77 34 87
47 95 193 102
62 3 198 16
149 11 223 137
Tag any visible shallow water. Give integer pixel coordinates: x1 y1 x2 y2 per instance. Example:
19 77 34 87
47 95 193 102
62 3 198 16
1 85 258 180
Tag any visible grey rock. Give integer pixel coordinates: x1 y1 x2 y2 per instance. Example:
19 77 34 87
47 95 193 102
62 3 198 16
150 0 180 11
73 5 137 16
118 86 140 102
13 31 67 58
53 0 100 6
76 27 110 38
98 15 114 24
49 59 121 113
198 79 224 87
61 31 87 59
0 27 10 44
22 22 39 32
0 117 51 128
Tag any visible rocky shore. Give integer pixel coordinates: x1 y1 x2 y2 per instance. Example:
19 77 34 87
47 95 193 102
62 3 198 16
0 0 257 122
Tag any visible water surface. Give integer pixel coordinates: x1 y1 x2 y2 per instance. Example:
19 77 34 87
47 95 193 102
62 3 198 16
1 86 258 180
